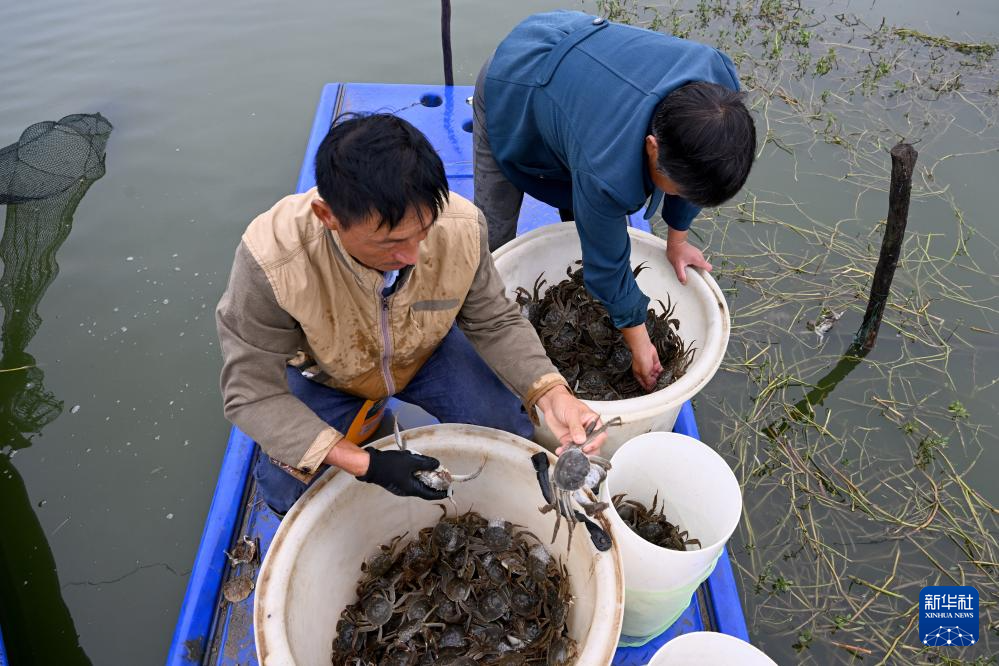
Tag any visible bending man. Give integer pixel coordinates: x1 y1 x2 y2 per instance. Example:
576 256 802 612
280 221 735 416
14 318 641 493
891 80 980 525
474 10 756 390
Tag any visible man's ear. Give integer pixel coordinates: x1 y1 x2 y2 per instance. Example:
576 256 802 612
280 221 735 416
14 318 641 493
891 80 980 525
645 134 659 159
312 199 338 231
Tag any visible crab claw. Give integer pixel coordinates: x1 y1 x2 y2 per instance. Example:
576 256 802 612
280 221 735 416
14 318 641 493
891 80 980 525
392 415 406 451
450 458 486 483
579 416 623 450
573 489 609 516
576 511 612 552
531 452 555 504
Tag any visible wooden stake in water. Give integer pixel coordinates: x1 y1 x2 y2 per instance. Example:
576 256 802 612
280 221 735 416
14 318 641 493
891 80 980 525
855 143 918 352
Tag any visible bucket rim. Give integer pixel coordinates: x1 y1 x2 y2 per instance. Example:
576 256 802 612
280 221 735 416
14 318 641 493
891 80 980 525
649 630 778 665
492 222 731 417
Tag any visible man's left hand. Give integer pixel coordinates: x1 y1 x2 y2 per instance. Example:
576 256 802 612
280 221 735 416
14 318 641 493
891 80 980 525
536 385 605 455
666 228 712 285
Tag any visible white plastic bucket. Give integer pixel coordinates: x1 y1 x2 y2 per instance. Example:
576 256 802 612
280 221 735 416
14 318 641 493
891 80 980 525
649 632 778 665
254 424 624 665
492 222 730 457
600 432 742 644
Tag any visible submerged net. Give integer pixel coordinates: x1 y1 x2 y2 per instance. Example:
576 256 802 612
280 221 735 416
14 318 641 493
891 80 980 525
0 114 111 205
0 113 112 450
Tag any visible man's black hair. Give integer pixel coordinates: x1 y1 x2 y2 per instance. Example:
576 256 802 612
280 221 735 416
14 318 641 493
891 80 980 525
651 82 756 208
314 113 448 229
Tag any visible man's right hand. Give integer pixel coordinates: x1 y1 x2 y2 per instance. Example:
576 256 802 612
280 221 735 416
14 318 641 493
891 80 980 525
620 324 663 392
356 447 449 501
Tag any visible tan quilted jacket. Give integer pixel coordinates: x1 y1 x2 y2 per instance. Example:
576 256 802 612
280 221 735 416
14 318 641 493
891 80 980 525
216 189 566 473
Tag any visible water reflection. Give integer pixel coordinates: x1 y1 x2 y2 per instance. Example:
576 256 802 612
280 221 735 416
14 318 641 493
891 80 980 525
0 114 111 666
765 344 868 441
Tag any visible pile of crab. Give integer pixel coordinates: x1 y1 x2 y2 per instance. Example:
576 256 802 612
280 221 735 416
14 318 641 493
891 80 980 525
331 509 578 665
516 262 696 400
612 492 701 551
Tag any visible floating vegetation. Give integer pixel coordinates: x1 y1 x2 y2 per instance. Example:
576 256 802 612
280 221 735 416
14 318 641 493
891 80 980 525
598 1 998 663
892 28 998 59
516 262 695 400
332 509 577 665
612 492 701 551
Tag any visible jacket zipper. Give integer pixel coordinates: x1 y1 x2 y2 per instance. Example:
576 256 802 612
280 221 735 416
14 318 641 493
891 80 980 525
379 277 396 396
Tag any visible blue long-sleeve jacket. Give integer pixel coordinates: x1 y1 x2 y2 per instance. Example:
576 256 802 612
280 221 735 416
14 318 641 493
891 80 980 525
484 10 740 327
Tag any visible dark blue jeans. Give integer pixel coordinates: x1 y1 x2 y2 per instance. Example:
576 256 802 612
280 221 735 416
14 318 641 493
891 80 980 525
254 325 534 514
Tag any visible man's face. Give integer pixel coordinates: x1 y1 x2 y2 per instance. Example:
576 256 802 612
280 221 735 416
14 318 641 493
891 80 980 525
312 200 433 272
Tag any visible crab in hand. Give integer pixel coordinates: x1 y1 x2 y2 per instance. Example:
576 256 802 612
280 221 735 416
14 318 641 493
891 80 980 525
393 417 485 509
538 416 621 552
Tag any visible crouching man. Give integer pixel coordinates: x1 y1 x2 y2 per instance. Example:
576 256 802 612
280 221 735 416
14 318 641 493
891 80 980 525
216 113 604 515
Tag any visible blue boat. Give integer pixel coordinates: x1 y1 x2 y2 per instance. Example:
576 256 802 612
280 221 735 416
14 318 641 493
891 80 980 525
164 83 749 666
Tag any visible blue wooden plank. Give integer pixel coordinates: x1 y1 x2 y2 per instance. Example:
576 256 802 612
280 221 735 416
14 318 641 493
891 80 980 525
447 174 473 201
516 195 563 234
705 547 750 641
673 398 699 438
628 210 652 233
338 84 474 176
166 427 256 666
209 452 281 666
295 83 342 194
613 601 705 665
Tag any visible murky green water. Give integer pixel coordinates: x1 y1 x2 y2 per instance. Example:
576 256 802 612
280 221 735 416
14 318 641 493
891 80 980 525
0 0 995 664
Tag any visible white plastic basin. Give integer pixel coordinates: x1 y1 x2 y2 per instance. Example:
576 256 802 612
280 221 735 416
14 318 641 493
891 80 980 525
649 632 778 665
493 223 730 456
254 424 625 665
601 432 742 644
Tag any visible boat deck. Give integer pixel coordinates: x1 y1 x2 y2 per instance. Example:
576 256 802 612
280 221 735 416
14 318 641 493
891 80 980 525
165 83 748 666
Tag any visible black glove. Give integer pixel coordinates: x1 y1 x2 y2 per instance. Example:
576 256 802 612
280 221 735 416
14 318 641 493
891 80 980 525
357 448 449 501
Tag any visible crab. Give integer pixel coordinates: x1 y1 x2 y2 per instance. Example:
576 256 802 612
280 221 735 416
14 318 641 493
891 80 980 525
388 601 443 648
514 273 548 327
612 491 703 551
353 584 407 642
222 574 254 603
806 308 844 345
224 534 258 567
393 417 485 505
362 533 406 578
473 589 510 622
538 416 621 552
547 635 578 666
